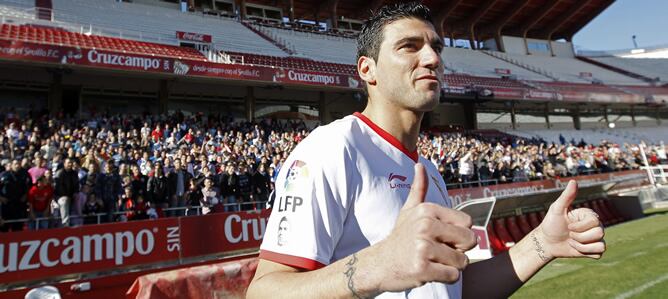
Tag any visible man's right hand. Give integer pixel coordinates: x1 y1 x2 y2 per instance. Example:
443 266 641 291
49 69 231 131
372 163 477 293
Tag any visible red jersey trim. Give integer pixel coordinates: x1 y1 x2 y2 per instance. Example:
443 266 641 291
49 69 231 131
259 250 326 271
353 112 419 162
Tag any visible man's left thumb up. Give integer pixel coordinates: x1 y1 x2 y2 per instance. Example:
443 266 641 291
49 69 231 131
549 180 578 215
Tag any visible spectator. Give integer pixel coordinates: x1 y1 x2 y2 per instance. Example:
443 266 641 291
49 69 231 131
146 163 169 211
54 157 79 227
0 160 30 232
219 162 239 212
28 156 47 185
184 179 202 216
168 158 191 217
253 163 271 209
200 177 220 215
27 175 53 230
237 163 253 210
96 162 122 223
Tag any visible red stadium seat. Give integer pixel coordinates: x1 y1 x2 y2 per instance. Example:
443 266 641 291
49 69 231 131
486 224 507 254
538 210 546 221
1 24 208 62
591 200 616 225
493 218 516 248
599 199 624 224
528 212 542 229
505 216 525 242
516 214 533 235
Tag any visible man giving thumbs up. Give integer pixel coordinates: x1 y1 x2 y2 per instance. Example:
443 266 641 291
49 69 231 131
248 3 605 298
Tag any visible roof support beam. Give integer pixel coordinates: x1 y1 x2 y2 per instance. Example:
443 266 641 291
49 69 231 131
517 0 562 38
434 0 462 37
462 0 499 49
561 0 615 41
480 0 530 35
538 0 592 40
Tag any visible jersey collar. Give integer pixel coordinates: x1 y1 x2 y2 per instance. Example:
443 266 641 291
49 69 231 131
353 112 419 163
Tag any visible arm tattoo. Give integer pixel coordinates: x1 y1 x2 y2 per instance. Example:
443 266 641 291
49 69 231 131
531 232 550 262
343 253 364 299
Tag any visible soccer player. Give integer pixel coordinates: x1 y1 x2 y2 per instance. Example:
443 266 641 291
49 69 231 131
246 2 606 298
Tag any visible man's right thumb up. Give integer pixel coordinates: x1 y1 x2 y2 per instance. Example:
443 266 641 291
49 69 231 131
402 163 428 210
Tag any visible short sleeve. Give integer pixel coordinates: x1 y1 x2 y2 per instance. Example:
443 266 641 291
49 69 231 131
259 132 352 271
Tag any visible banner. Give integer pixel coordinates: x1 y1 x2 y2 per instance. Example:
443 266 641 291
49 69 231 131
0 218 180 284
176 31 212 43
179 209 271 259
448 170 648 206
0 40 359 89
0 210 272 285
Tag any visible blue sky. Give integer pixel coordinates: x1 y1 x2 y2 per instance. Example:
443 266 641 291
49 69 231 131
573 0 668 51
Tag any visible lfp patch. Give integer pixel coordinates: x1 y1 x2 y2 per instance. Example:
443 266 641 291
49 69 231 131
283 160 310 192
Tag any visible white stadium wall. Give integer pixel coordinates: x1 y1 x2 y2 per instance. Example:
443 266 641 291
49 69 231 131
551 40 575 58
501 36 527 55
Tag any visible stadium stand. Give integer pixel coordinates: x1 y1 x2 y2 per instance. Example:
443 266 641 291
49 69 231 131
505 127 668 145
590 56 668 83
497 52 647 85
442 47 552 81
256 24 357 64
0 23 207 61
49 0 290 57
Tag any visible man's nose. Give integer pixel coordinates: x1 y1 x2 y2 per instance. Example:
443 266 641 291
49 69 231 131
420 46 442 70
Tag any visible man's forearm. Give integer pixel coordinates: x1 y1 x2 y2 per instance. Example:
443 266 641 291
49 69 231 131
463 228 552 299
247 245 384 299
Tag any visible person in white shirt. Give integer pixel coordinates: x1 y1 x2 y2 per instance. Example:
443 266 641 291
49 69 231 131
247 2 605 298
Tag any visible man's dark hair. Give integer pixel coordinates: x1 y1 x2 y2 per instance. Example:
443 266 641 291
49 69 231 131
357 2 435 62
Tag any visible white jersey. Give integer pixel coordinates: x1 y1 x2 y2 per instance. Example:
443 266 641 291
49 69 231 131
260 113 461 299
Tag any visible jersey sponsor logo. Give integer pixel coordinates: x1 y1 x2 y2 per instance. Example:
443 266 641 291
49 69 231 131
277 216 290 246
388 172 411 189
283 160 309 192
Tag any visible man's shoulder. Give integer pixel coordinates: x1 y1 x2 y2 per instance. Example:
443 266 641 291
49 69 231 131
293 116 358 156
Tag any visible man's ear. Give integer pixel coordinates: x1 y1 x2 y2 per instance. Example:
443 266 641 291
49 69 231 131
357 56 376 86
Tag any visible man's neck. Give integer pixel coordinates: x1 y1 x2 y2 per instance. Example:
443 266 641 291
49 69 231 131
360 104 423 152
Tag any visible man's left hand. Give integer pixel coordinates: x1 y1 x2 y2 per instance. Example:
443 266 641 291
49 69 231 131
536 180 606 260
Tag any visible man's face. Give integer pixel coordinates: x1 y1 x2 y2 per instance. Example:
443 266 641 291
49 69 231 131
64 159 73 170
366 18 444 112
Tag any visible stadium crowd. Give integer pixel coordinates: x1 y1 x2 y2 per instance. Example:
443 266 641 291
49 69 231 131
0 108 665 232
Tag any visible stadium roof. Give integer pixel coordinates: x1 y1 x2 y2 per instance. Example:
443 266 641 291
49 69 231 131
248 0 614 42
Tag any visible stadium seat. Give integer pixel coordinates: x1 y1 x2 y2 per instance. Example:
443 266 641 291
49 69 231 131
486 224 508 254
599 199 625 224
591 200 616 225
0 24 208 62
528 212 542 229
505 216 525 242
516 215 533 235
492 218 516 248
538 210 546 221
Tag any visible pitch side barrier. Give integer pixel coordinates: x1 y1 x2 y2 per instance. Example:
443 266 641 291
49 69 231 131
0 209 271 292
448 169 650 216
